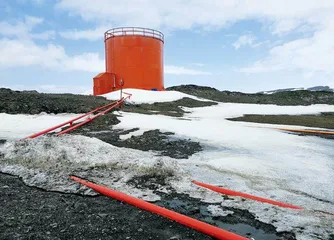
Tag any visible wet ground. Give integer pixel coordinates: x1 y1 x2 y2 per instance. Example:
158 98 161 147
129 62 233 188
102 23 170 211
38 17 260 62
0 173 296 240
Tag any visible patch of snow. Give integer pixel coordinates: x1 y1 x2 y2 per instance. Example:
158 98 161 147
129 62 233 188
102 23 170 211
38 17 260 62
1 101 334 239
112 103 334 239
207 205 234 217
186 103 334 119
0 113 84 140
0 135 186 201
119 129 146 140
101 88 210 104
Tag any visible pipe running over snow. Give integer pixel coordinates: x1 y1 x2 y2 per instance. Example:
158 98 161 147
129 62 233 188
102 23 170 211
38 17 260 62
70 176 249 240
192 180 304 210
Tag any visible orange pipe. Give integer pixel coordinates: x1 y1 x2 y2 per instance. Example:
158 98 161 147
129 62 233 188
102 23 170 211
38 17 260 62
56 97 125 136
193 180 304 210
252 126 334 135
70 176 248 240
274 127 334 135
26 100 121 139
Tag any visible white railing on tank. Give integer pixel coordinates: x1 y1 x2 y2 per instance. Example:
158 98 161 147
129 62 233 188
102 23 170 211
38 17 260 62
104 27 164 42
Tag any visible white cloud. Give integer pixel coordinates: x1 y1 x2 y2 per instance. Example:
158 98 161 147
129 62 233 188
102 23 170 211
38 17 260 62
56 0 334 32
59 26 107 41
233 34 256 49
165 65 211 75
31 30 56 40
0 38 104 72
55 0 334 77
0 16 54 40
0 38 209 75
240 20 334 74
0 16 42 36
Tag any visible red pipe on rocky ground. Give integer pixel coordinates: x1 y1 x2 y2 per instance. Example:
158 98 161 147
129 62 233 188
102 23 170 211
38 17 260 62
70 176 249 240
26 93 132 139
193 180 304 210
56 99 123 135
26 100 122 139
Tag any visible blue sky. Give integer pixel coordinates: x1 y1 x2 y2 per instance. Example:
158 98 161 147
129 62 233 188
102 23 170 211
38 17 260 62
1 0 333 93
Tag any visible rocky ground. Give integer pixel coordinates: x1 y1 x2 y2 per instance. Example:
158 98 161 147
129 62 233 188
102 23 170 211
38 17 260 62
65 113 202 159
0 88 109 114
228 113 334 129
0 88 216 117
228 113 334 139
168 85 334 105
0 173 297 240
1 87 333 239
0 173 213 240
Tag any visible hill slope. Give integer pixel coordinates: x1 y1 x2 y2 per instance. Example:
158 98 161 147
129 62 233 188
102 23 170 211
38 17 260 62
167 85 334 105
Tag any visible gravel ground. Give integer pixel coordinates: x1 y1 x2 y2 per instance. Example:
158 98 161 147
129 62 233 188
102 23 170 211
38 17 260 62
0 173 213 240
0 173 297 240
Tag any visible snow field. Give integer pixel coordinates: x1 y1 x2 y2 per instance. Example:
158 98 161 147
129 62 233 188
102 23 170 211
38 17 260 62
1 91 334 239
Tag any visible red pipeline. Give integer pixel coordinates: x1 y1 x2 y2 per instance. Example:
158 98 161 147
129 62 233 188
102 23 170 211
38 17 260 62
193 180 304 210
70 176 248 240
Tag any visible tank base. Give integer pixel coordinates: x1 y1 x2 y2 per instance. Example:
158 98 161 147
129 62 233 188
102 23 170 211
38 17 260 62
93 72 164 96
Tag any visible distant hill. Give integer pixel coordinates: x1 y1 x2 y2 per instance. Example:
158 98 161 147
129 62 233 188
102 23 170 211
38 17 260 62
167 85 334 105
258 86 334 94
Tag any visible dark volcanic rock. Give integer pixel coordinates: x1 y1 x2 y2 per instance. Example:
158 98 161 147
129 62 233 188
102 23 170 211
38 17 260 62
75 126 202 159
0 173 213 240
114 130 202 159
122 97 217 117
0 88 110 114
167 85 334 105
0 173 298 240
0 88 216 117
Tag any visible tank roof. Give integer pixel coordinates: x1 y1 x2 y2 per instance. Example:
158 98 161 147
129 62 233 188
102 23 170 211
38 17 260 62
104 27 164 43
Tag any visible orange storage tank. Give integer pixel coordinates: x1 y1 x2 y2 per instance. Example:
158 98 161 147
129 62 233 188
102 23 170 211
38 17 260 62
93 27 164 95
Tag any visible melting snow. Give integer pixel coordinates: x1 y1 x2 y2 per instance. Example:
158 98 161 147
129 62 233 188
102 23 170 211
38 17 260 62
0 135 185 201
0 113 84 140
1 100 334 239
113 103 334 239
100 88 209 104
